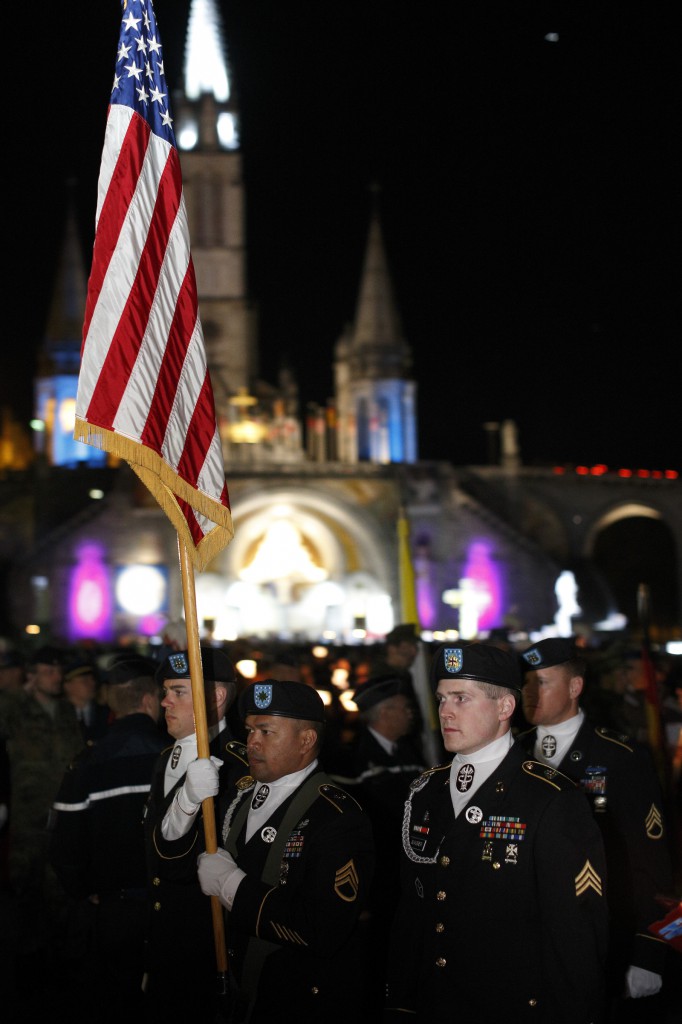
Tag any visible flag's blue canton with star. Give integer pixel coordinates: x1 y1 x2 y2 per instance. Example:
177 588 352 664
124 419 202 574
112 0 176 148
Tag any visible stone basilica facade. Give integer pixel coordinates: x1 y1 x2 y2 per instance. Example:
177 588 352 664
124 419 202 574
3 0 680 650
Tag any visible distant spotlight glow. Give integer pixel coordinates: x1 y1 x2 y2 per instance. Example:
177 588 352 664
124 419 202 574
236 659 257 680
339 690 358 712
116 565 167 617
544 32 559 42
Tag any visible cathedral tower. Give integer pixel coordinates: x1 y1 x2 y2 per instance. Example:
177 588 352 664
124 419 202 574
334 196 418 464
172 0 256 407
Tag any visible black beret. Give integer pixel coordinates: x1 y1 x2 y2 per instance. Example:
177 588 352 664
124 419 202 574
352 674 412 712
107 655 159 686
155 648 236 685
29 645 66 668
521 638 577 671
239 679 326 724
430 642 522 693
385 623 420 646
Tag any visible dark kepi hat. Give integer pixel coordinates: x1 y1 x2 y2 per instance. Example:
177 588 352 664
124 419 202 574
385 623 420 646
521 637 577 671
0 650 24 669
352 673 411 712
29 645 66 667
239 679 326 724
107 654 159 686
155 648 236 685
63 657 98 684
430 642 522 693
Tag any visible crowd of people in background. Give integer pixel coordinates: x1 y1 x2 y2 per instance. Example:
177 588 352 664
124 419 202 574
0 625 680 1023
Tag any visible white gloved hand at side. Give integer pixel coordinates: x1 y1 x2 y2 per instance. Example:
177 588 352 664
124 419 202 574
197 848 246 910
625 965 662 998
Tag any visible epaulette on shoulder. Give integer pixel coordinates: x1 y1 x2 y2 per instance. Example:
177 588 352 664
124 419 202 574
593 726 634 752
319 781 365 812
522 759 578 791
409 762 450 791
223 738 249 765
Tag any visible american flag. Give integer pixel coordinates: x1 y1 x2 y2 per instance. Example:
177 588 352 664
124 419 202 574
74 0 234 571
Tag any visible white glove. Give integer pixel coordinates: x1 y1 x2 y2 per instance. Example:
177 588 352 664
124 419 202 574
161 756 223 840
625 965 662 998
197 848 246 910
180 756 223 809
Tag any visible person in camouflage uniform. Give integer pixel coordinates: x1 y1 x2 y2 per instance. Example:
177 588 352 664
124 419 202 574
0 644 84 990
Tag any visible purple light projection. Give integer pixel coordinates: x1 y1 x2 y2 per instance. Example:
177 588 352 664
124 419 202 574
462 540 503 631
68 542 113 643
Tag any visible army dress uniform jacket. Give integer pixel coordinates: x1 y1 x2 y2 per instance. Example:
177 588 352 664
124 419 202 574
221 772 375 1024
344 728 424 920
385 743 609 1024
142 731 249 1018
517 719 673 978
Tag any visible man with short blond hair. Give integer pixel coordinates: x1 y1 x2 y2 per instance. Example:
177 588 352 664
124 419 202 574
386 641 608 1024
519 636 674 1020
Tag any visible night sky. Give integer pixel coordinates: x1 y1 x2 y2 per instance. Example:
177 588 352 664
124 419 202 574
5 1 678 469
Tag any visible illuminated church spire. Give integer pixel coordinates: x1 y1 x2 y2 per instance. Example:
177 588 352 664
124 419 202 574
34 190 107 467
174 0 253 407
185 0 230 101
176 0 239 151
334 189 418 464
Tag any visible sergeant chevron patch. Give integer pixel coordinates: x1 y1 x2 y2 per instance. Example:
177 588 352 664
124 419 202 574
334 859 359 902
645 803 665 840
575 860 602 897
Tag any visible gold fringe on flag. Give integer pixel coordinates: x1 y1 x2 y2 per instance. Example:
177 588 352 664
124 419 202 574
74 417 234 572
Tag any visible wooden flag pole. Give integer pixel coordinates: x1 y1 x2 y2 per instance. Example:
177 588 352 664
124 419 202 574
178 537 228 975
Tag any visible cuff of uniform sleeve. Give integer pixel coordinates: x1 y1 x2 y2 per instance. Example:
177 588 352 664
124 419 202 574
632 931 669 973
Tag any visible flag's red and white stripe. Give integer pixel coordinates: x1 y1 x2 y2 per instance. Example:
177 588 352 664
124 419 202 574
76 100 232 568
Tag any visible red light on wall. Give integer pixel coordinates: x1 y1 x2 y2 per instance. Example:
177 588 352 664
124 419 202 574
590 465 608 476
636 469 650 478
576 466 589 475
618 468 633 478
552 466 566 474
